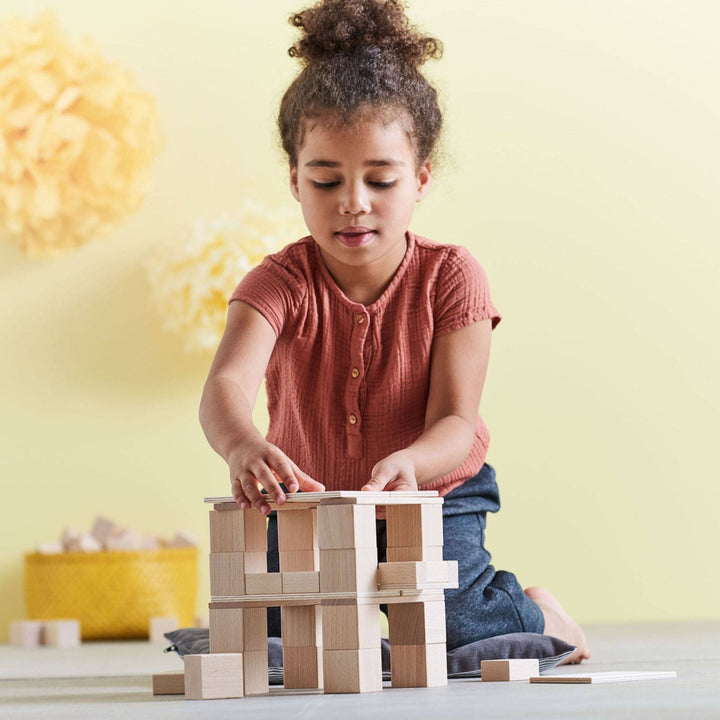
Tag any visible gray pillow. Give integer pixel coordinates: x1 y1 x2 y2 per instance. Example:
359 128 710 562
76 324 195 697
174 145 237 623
164 629 575 683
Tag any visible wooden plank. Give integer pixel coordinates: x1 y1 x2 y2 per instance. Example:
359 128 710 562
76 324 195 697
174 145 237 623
530 671 678 684
281 571 320 594
209 589 445 609
481 658 539 681
152 671 185 695
387 601 446 645
209 607 267 653
319 548 378 593
184 654 244 700
277 508 317 551
205 491 439 504
283 646 323 689
322 648 383 693
390 643 447 688
321 604 381 650
317 505 377 550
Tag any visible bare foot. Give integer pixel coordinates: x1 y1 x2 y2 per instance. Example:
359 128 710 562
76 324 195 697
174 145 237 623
524 586 591 665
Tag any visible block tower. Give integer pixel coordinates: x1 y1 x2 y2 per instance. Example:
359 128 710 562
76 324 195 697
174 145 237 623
185 490 458 700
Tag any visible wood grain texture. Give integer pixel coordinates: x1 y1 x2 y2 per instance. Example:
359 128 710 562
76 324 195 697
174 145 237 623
184 654 244 700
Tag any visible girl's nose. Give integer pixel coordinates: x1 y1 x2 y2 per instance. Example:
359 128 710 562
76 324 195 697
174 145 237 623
339 182 370 216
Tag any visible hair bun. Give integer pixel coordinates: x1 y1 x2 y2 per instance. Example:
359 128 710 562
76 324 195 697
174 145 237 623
288 0 442 66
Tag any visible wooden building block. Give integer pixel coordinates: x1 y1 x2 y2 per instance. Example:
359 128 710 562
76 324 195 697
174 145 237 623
277 508 317 551
386 545 443 563
322 648 383 693
319 548 378 593
281 571 320 594
390 643 447 688
209 552 245 596
242 650 270 695
279 549 318 572
209 607 267 653
377 561 457 589
152 671 185 695
9 620 44 648
388 601 446 645
281 605 322 647
209 509 267 553
529 671 678 684
283 646 323 689
481 658 539 681
317 504 377 549
184 653 244 700
43 619 81 648
149 616 179 643
386 504 443 548
321 603 380 650
245 572 283 595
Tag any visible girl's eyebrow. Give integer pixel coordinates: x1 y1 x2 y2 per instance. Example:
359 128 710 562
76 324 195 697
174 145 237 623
304 159 405 168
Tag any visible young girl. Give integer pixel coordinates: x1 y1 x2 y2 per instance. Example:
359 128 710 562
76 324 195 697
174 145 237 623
199 0 589 663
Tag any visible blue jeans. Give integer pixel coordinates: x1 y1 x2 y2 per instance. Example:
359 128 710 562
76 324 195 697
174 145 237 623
266 463 544 650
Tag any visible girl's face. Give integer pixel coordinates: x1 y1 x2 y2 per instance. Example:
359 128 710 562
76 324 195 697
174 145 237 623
289 114 431 272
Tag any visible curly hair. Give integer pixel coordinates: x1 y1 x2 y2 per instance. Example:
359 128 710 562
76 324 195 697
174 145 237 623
278 0 443 169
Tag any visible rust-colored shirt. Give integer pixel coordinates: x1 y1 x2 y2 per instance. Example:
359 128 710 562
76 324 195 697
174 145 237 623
228 231 502 496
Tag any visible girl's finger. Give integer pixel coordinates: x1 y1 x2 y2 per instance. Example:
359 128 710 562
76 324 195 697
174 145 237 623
231 477 250 510
239 473 268 515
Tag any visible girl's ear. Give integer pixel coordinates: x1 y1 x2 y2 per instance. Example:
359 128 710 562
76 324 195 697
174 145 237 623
416 161 432 202
289 165 301 202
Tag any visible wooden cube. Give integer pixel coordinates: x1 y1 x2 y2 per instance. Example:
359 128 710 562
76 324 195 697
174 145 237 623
184 653 244 700
209 607 267 653
245 572 283 595
388 601 446 645
209 552 245 596
317 505 377 549
43 619 81 648
209 509 267 553
386 545 443 563
390 643 447 688
149 616 179 643
283 646 323 689
277 509 317 551
319 548 378 593
481 658 539 681
9 620 44 648
281 605 322 647
322 648 383 693
386 504 443 548
279 549 318 572
321 603 381 650
281 571 320 594
152 671 185 695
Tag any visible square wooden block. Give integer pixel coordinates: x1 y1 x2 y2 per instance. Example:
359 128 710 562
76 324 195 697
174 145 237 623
9 621 44 648
390 643 447 688
281 605 322 647
209 509 267 553
321 604 381 650
279 549 318 572
388 601 446 645
152 671 185 695
209 607 267 653
283 646 323 689
385 504 443 548
149 616 178 643
281 571 320 594
184 653 244 700
44 619 81 648
322 648 383 693
245 572 283 595
209 552 245 596
317 504 377 549
277 509 317 551
319 548 378 593
481 658 539 681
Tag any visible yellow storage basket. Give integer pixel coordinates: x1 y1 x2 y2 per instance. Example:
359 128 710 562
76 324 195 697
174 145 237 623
24 547 198 640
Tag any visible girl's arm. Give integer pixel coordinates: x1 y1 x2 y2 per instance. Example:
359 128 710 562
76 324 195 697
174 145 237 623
200 301 324 514
362 317 492 491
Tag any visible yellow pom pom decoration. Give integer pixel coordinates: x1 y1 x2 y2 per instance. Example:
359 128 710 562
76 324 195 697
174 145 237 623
0 11 163 258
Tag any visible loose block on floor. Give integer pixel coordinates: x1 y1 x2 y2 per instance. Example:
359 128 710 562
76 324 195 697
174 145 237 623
152 671 185 695
184 653 244 700
481 658 539 681
530 671 678 684
9 621 44 648
43 620 81 648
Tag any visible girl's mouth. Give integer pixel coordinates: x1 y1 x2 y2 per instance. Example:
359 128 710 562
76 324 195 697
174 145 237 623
336 230 376 248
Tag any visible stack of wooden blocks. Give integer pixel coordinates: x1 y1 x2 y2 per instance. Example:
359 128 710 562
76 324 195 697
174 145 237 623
181 491 457 700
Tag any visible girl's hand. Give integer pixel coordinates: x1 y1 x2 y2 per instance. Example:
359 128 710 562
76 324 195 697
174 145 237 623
228 439 325 515
361 451 418 492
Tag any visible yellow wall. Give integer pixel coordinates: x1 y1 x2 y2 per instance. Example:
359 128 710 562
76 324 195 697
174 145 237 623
1 0 718 640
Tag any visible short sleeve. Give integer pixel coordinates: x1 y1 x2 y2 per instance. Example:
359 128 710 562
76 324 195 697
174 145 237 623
228 256 304 338
433 247 502 337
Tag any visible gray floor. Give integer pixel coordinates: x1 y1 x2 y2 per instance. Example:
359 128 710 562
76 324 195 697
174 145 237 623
1 622 718 719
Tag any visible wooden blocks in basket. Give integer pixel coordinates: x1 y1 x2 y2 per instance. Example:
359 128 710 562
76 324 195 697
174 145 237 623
9 619 81 648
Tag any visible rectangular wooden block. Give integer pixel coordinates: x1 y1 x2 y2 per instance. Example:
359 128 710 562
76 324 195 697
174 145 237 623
149 616 179 643
245 572 283 595
281 605 322 647
209 552 245 596
386 545 443 563
481 658 539 681
322 648 383 693
317 504 377 549
321 604 380 650
529 671 678 684
152 671 185 695
388 601 446 645
385 504 443 547
390 643 447 688
279 549 318 572
377 561 456 589
43 619 81 647
281 571 320 594
209 509 267 553
283 646 323 689
209 607 267 653
277 508 317 551
9 620 44 648
242 650 270 695
184 653 243 700
320 548 378 593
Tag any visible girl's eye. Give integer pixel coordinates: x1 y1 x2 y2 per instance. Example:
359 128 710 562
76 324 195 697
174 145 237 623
310 180 398 190
370 180 397 189
312 181 340 189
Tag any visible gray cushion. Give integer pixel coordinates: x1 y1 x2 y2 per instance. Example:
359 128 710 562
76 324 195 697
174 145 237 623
164 628 575 683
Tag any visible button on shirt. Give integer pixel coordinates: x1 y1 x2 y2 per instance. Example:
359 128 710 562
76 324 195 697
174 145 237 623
228 231 502 496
